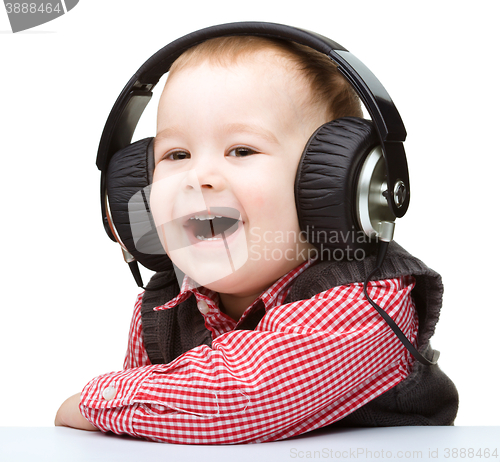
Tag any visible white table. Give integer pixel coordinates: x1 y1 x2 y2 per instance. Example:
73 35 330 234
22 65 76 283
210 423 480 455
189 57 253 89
1 426 499 462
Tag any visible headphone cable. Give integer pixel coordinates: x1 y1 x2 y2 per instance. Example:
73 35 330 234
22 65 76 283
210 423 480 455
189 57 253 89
363 240 439 366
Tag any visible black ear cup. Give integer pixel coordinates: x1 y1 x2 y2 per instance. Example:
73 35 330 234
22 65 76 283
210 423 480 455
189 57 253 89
106 137 173 272
295 117 380 257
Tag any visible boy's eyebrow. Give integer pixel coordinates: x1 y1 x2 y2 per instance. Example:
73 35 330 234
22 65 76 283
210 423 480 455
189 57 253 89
155 127 186 143
222 123 279 145
154 123 280 146
154 126 188 153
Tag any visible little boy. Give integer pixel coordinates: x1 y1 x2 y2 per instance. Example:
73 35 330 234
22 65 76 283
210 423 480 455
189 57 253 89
55 35 458 444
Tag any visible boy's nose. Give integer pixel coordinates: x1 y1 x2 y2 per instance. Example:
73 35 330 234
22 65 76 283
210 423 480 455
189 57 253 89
197 176 224 190
185 162 225 191
184 181 215 190
182 175 225 193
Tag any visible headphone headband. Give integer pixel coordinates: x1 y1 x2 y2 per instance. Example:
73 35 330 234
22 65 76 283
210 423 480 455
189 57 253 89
97 21 410 242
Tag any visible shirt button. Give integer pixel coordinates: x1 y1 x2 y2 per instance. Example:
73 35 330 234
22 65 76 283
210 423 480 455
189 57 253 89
102 386 117 401
197 300 210 315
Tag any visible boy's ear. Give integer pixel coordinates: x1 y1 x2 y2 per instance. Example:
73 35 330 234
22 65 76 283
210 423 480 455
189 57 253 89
295 117 394 256
106 137 173 272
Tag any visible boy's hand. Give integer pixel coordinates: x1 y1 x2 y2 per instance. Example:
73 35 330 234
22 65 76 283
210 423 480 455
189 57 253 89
55 393 98 431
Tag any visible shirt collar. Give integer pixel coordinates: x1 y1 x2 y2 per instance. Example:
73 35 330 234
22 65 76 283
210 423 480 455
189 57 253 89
154 256 318 313
254 257 318 310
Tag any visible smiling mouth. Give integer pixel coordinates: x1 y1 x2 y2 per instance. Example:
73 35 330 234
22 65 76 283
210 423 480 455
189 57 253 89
183 207 241 241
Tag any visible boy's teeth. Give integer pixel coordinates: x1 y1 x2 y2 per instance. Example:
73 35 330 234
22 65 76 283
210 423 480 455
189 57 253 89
190 214 222 221
196 235 223 241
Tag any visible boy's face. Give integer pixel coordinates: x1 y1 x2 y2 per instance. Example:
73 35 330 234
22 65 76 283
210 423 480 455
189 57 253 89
150 54 324 298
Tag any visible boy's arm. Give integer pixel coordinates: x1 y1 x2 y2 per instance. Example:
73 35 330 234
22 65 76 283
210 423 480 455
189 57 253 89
79 277 417 444
55 393 98 431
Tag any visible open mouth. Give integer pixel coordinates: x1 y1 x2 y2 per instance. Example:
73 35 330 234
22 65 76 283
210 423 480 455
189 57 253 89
183 207 241 241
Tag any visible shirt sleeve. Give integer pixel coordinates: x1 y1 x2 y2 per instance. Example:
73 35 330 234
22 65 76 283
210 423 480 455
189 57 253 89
80 277 418 445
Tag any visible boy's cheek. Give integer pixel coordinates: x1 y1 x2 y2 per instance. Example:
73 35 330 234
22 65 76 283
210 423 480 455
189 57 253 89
249 195 266 211
242 183 267 210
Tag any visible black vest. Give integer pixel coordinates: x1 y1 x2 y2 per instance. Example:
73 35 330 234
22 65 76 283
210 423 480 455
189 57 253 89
141 242 459 426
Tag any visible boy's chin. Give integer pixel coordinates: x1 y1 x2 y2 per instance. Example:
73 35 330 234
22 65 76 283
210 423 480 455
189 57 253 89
169 245 249 290
197 271 243 294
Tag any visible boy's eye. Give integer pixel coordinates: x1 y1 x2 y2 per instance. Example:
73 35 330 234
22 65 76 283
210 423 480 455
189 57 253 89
227 147 258 157
164 150 191 161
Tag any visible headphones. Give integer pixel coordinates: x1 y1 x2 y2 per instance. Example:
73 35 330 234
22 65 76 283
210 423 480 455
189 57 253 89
95 22 441 366
96 21 410 288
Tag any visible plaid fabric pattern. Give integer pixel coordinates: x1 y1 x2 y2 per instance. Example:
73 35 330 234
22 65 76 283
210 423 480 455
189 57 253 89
80 259 417 444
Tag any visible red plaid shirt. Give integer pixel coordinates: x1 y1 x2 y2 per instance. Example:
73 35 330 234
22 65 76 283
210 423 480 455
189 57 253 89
80 259 418 444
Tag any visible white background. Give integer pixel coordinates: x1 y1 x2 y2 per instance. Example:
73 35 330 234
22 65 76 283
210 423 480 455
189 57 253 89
1 0 498 429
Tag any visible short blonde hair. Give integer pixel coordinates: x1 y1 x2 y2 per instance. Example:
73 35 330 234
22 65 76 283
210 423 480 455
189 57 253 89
169 36 363 122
